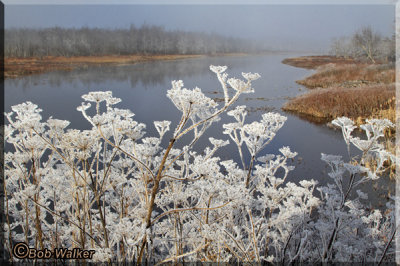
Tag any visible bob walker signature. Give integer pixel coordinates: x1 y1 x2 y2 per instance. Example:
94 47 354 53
13 242 95 260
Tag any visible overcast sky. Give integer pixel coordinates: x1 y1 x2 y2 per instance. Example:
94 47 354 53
4 2 395 52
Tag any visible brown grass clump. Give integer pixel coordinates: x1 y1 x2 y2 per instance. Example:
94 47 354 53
282 84 395 123
282 55 355 69
297 63 395 89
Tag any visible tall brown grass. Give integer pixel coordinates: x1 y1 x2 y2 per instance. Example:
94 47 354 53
297 63 395 89
283 84 395 123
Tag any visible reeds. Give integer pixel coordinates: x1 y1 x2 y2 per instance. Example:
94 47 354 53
283 84 395 123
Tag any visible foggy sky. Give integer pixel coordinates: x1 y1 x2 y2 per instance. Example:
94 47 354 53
5 4 395 52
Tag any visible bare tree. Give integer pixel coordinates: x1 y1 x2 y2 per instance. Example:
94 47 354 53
330 36 352 58
351 26 381 63
330 26 394 63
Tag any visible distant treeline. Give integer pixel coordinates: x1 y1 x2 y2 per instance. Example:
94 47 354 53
5 25 261 58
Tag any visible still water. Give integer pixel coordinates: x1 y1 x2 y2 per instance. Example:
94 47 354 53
5 53 392 206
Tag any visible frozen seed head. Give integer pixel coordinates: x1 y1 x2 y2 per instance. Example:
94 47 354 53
279 146 297 159
228 78 254 93
242 72 261 81
209 137 229 148
82 91 113 102
77 102 91 112
209 65 228 74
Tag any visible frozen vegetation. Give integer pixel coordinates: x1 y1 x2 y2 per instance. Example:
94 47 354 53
4 66 397 263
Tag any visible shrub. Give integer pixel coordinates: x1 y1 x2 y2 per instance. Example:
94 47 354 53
4 66 396 263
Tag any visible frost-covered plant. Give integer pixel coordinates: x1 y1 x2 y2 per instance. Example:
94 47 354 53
3 66 396 263
304 117 396 263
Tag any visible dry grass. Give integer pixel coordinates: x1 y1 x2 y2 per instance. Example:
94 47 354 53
282 55 355 69
282 84 395 123
283 58 396 125
283 57 396 179
297 63 395 89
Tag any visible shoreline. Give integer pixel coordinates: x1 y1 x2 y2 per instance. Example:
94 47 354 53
4 54 208 79
3 51 306 79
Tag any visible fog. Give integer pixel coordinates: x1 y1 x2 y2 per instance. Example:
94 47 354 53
5 4 395 52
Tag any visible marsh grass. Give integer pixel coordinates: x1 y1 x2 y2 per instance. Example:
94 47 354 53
297 63 395 89
283 84 395 122
282 55 355 69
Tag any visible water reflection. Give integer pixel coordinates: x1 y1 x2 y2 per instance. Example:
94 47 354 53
7 55 258 90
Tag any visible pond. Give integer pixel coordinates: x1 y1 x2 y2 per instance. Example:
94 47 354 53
5 53 392 207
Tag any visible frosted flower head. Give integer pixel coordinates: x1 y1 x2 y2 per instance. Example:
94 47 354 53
332 116 355 128
242 72 261 81
299 179 318 189
167 84 217 121
343 163 368 175
321 153 343 165
227 105 247 123
366 118 393 129
128 123 146 140
171 80 184 90
209 137 229 148
361 118 394 140
82 91 113 103
138 137 161 157
154 120 171 138
11 101 42 117
332 116 356 145
113 108 135 118
350 137 372 152
9 101 43 129
47 118 70 130
261 113 287 130
209 65 227 74
227 78 254 93
77 102 91 112
106 96 122 106
74 130 97 149
222 122 241 135
279 146 298 159
92 113 113 126
243 121 266 137
257 154 275 162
